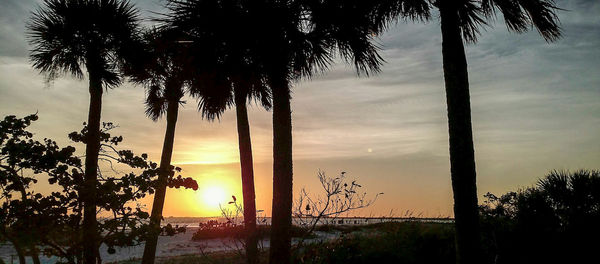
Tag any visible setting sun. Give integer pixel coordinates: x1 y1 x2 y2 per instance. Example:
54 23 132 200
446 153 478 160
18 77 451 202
202 186 227 207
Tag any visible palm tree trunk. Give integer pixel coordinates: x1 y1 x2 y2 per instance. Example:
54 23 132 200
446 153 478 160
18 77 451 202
439 4 481 264
15 169 41 264
95 246 102 264
10 238 26 264
269 77 293 264
30 246 41 264
141 99 179 264
234 88 259 264
83 74 103 264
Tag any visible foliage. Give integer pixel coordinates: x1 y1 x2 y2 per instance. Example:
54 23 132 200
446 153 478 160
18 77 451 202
291 169 600 264
292 222 455 264
27 0 144 86
161 223 187 237
191 197 305 241
293 171 382 245
479 169 600 264
0 114 197 263
192 220 246 241
126 27 192 121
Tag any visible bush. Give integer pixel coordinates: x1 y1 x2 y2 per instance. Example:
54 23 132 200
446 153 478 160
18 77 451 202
294 169 600 264
191 221 307 241
480 169 600 264
293 222 455 264
0 114 198 263
162 224 187 236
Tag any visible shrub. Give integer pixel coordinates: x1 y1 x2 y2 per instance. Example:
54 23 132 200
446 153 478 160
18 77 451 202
293 222 455 264
0 114 197 263
191 221 306 241
480 170 600 264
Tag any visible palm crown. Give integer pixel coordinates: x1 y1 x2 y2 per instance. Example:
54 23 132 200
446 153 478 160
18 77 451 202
397 0 561 42
28 0 142 87
166 0 393 93
165 0 275 120
128 28 191 121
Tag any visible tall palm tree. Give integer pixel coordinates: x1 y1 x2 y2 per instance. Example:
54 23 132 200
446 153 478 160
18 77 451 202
164 2 272 262
230 75 271 264
27 1 142 263
376 0 561 263
246 1 393 262
125 28 191 264
196 73 271 264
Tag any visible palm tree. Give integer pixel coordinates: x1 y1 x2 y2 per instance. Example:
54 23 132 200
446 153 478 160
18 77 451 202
164 2 272 262
198 74 271 264
27 1 142 263
230 75 271 264
376 0 561 263
246 1 392 262
124 28 190 264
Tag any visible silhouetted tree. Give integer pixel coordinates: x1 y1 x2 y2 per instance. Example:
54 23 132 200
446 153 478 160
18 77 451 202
188 35 271 264
374 0 561 263
0 114 198 264
164 2 272 263
0 114 44 264
256 1 390 262
293 171 382 249
27 1 143 262
232 82 270 264
125 27 193 264
480 170 600 264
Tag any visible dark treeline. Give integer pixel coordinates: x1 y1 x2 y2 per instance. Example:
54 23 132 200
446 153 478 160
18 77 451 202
293 170 600 264
0 0 565 264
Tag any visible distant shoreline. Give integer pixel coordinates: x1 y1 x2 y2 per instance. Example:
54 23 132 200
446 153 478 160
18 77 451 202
163 216 454 227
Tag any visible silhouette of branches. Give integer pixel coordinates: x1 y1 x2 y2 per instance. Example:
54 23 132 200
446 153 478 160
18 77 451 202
293 170 382 247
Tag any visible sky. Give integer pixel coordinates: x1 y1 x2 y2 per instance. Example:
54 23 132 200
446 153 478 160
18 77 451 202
0 0 599 217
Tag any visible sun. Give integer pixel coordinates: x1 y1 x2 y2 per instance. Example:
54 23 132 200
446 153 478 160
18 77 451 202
202 186 227 207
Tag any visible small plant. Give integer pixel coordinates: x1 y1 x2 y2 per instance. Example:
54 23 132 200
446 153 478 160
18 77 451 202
161 223 187 236
293 170 382 247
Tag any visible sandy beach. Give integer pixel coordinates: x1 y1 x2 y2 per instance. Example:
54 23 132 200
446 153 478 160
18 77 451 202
1 227 246 264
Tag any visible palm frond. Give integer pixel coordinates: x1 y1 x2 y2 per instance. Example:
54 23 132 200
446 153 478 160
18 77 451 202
188 71 234 121
457 0 488 43
144 84 167 121
306 0 386 77
516 0 561 41
133 27 189 120
480 0 561 42
372 0 431 26
27 0 142 87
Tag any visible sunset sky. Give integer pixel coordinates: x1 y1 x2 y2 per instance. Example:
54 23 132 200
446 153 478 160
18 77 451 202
1 0 598 217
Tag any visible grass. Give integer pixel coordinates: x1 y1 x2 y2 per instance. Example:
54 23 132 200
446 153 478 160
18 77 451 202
294 222 455 264
111 251 252 264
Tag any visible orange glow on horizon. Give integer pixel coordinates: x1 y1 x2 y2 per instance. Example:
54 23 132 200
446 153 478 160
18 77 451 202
172 141 240 165
160 164 245 217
